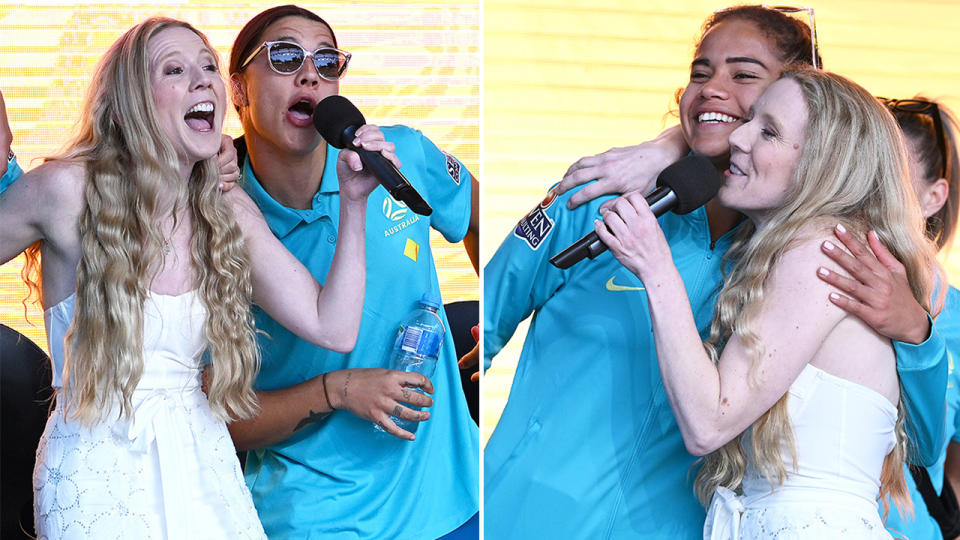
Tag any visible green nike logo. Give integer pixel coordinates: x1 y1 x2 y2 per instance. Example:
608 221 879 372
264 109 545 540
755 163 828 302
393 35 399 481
605 276 644 292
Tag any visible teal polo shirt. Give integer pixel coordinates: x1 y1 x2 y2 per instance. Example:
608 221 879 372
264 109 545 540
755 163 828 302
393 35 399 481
484 181 947 539
484 183 737 539
240 125 479 540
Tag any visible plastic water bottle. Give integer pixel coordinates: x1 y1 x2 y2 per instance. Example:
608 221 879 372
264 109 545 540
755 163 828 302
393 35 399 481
378 293 445 434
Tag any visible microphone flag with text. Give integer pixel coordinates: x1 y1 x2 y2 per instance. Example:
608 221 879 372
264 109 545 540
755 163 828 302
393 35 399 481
314 95 433 216
549 155 723 269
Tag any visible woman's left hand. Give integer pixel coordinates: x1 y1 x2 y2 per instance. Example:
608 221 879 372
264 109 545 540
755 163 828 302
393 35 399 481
593 191 674 281
337 124 393 203
816 224 930 344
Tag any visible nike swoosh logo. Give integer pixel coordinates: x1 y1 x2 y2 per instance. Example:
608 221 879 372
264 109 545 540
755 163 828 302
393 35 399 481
605 276 645 292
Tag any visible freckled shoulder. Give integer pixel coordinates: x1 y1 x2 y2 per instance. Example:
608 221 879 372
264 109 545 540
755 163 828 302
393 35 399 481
769 235 847 314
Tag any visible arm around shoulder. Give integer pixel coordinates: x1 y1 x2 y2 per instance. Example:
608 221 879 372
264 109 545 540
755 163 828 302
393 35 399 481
558 124 689 210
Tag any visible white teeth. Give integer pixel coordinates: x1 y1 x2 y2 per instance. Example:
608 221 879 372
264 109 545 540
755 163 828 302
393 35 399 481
697 112 737 124
188 102 214 114
730 163 745 175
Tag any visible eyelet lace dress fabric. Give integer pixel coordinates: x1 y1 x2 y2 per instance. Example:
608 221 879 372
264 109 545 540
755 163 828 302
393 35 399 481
33 291 266 539
704 364 897 539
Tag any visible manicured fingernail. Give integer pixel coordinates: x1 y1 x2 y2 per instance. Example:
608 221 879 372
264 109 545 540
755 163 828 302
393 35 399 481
823 241 835 251
818 267 829 277
829 293 841 301
836 223 847 234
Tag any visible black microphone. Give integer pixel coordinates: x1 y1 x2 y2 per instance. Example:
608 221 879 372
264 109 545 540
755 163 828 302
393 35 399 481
549 155 723 269
314 95 433 216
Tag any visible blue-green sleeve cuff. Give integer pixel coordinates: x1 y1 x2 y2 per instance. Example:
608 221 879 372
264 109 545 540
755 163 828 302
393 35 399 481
0 154 23 193
895 311 948 466
895 312 944 371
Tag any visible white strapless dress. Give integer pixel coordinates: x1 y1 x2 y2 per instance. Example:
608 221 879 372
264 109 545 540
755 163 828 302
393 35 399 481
33 291 266 539
704 364 897 539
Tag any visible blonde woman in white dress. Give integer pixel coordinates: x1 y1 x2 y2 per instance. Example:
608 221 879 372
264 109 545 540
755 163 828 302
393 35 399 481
0 17 393 539
597 68 939 538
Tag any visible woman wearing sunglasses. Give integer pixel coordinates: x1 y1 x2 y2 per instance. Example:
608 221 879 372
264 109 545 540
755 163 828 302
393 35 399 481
0 17 384 538
880 97 960 540
484 6 947 539
220 5 480 540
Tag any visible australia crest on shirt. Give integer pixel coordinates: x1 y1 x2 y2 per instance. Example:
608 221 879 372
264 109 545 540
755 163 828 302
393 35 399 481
381 194 420 237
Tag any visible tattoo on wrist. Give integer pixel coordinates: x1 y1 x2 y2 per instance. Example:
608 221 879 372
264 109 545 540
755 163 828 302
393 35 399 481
293 410 330 432
342 371 352 403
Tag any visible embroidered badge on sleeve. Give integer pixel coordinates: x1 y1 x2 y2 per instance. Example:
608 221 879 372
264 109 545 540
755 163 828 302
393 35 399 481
443 151 462 185
513 187 559 250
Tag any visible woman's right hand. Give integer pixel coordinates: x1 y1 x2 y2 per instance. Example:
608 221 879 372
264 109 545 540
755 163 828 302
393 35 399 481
336 124 395 204
325 368 434 440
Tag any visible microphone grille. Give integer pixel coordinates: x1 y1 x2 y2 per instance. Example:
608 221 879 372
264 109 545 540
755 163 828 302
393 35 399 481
313 95 366 149
657 155 723 214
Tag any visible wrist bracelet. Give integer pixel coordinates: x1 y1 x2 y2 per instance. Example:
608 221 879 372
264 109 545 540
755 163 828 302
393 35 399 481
322 372 335 410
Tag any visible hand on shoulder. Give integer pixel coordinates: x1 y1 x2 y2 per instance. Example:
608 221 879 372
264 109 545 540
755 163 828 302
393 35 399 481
557 125 687 210
815 224 932 344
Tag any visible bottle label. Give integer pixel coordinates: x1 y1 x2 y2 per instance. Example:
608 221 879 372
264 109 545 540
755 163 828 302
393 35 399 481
400 326 442 357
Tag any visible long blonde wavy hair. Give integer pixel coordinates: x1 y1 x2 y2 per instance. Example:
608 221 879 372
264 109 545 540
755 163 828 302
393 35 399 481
694 69 939 516
26 18 261 424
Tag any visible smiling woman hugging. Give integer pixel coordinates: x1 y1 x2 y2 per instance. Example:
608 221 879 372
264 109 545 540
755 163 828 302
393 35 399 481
598 68 939 538
0 16 391 538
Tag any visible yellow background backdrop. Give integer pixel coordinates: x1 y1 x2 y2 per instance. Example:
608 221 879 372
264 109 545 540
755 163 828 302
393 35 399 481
0 1 479 353
482 1 960 445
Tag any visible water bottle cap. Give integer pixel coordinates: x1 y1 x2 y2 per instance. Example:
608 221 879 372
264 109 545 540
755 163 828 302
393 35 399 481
419 292 441 309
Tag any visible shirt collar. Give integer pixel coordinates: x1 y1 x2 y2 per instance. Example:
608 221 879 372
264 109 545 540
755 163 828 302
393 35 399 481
240 146 342 238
